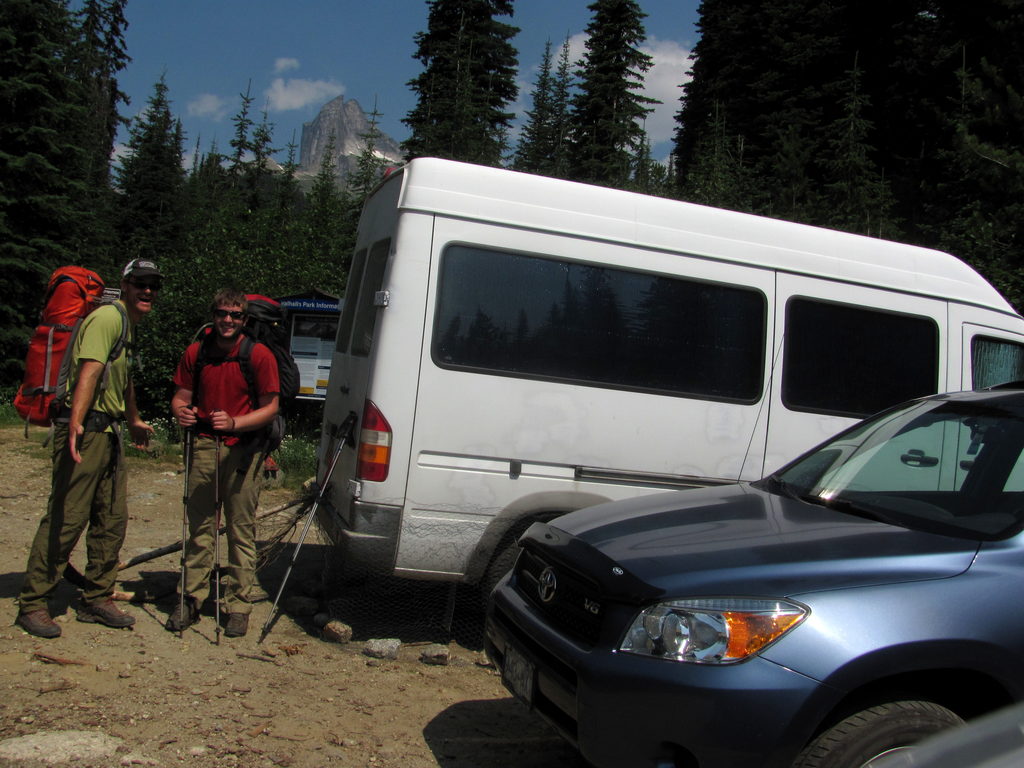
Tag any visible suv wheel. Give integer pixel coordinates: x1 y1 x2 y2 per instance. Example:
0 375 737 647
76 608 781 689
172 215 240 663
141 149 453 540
793 700 962 768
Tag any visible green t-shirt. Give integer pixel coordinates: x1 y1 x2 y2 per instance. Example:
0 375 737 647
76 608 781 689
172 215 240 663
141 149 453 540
69 301 133 417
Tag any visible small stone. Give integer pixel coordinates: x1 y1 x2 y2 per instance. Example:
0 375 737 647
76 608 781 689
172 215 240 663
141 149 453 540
363 638 400 660
312 612 330 628
419 644 450 666
321 620 353 644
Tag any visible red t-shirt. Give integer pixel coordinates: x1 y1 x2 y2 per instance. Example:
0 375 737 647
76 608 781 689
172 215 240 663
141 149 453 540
174 335 280 443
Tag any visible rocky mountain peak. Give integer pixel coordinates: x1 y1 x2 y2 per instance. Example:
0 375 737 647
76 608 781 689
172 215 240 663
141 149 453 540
298 96 404 185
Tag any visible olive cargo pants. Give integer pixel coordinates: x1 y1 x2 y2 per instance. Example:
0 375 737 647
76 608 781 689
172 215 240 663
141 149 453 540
19 427 127 612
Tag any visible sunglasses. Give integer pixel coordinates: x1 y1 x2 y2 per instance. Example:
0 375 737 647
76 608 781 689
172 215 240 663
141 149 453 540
213 309 246 320
130 279 162 291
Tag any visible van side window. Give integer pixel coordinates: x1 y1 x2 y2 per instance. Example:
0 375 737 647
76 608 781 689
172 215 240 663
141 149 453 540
783 298 938 417
335 247 367 354
972 337 1024 389
433 246 766 401
350 239 391 357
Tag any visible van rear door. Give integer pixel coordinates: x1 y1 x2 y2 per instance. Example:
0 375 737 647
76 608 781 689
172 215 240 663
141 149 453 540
320 238 391 493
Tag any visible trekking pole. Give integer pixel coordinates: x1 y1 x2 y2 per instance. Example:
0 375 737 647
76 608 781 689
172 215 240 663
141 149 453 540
177 428 194 639
213 434 223 646
259 411 357 644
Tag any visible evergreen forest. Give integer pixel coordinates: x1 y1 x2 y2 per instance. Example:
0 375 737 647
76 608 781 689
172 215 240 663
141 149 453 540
2 0 1021 417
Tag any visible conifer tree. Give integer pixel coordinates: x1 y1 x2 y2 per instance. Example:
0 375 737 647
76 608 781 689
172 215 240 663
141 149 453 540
513 39 556 173
821 58 895 237
72 0 130 276
303 135 349 294
0 0 91 382
116 76 186 263
569 0 659 187
402 0 520 166
514 37 575 178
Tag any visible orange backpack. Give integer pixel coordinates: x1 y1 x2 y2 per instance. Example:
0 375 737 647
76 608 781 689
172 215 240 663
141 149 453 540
13 266 126 426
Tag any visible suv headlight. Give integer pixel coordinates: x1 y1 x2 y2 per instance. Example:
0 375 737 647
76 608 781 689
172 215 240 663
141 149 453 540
619 598 807 664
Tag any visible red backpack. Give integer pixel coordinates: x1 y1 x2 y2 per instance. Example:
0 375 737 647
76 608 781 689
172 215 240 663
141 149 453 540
13 266 127 427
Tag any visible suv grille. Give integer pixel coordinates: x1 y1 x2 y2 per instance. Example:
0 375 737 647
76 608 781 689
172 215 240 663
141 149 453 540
514 547 603 646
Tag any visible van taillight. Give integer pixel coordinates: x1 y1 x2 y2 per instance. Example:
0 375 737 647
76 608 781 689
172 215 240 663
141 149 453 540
356 400 392 482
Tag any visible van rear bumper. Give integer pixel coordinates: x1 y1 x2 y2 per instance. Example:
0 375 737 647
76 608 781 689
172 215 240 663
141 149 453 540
316 497 401 579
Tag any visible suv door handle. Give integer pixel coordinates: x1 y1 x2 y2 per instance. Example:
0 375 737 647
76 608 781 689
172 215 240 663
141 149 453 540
901 449 938 467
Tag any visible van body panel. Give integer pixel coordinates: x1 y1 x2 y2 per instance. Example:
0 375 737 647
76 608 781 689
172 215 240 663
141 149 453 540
319 158 1024 585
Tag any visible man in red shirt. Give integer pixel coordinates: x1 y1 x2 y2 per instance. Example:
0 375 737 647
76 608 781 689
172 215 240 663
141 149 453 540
167 289 279 638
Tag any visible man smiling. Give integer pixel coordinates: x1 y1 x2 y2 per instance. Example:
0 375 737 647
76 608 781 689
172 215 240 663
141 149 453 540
16 259 160 638
167 289 280 638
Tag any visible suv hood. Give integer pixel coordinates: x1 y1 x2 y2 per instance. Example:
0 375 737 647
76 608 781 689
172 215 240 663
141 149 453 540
542 484 980 599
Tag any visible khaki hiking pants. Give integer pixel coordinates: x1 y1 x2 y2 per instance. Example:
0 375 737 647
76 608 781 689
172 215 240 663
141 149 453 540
180 436 262 614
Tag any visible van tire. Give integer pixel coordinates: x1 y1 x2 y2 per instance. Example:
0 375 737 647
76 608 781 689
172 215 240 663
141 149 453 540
481 537 520 604
792 700 962 768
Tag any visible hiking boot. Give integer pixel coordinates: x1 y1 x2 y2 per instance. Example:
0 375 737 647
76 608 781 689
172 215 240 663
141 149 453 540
16 609 62 639
77 599 135 628
165 598 199 632
224 613 249 638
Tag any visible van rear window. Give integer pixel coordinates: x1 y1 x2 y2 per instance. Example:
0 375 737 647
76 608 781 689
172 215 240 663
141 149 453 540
433 246 766 401
783 298 938 417
337 239 390 357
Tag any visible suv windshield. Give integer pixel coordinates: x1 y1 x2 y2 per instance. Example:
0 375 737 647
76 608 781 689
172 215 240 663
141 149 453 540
763 395 1024 540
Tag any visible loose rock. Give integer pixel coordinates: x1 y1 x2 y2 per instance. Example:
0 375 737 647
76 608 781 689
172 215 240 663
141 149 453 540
322 620 353 644
363 638 401 660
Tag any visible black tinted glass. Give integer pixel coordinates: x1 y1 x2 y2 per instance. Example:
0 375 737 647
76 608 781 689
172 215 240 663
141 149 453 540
783 298 938 417
433 246 766 401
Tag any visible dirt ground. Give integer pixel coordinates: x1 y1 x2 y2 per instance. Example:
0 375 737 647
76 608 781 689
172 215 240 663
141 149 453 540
0 425 582 768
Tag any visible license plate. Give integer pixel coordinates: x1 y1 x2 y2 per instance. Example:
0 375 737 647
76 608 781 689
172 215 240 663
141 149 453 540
502 642 535 705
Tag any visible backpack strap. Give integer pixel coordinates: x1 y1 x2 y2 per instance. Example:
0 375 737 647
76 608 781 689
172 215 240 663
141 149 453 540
98 301 131 394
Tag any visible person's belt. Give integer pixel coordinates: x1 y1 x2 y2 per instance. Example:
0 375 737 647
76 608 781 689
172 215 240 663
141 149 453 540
53 407 120 432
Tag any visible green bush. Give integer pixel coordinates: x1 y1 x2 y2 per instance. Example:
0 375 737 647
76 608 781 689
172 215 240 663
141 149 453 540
275 433 318 488
0 386 20 426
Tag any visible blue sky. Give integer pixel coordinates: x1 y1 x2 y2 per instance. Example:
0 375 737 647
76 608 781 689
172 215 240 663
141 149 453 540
113 1 701 166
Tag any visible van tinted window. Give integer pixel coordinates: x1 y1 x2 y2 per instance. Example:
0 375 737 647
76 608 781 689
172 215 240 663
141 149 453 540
973 337 1024 389
783 298 938 417
433 246 766 401
335 247 367 354
350 239 391 357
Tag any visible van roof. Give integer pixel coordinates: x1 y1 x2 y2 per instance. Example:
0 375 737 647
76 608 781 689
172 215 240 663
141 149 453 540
387 158 1017 315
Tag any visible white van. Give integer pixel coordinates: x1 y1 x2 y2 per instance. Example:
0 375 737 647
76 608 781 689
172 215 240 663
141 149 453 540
317 157 1024 593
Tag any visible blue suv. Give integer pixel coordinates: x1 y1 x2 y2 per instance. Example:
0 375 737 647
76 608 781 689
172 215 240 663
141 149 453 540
486 388 1024 768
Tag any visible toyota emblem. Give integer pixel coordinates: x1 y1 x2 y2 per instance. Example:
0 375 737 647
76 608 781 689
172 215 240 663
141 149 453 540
538 567 558 603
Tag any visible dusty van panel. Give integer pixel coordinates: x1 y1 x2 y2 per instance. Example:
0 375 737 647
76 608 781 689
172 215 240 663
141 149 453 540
317 158 1024 588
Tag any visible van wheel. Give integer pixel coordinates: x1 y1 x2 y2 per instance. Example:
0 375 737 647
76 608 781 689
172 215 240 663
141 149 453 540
479 525 531 608
792 700 962 768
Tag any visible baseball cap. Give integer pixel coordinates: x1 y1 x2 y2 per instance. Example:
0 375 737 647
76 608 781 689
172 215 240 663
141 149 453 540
122 259 164 280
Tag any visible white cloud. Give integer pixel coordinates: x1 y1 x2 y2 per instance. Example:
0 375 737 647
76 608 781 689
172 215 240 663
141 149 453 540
640 37 694 145
264 77 344 111
274 57 300 74
187 93 230 121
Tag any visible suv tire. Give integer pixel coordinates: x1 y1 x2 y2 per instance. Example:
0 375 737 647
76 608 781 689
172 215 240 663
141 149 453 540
792 699 963 768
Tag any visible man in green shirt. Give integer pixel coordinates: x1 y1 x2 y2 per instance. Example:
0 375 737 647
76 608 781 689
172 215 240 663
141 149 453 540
15 259 161 638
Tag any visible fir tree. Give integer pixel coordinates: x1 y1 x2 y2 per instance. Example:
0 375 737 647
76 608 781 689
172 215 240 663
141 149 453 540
402 0 520 166
0 0 91 382
514 36 575 178
303 135 349 293
513 39 556 173
569 0 659 187
72 0 130 276
116 75 186 264
821 57 895 237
